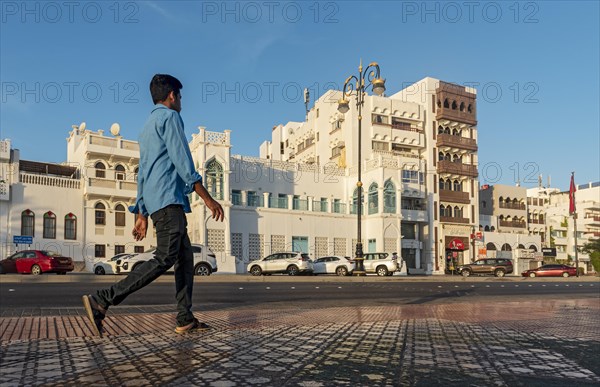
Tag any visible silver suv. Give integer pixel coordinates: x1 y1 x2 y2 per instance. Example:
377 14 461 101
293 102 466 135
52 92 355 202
247 252 313 276
117 244 218 276
362 252 399 276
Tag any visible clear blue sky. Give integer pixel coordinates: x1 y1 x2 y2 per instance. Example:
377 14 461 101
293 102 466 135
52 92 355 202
1 1 598 190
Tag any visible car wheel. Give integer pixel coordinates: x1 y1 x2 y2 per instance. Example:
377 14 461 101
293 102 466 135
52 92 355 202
31 265 42 275
287 265 299 276
562 272 569 278
250 265 262 276
461 270 471 277
194 263 211 276
529 272 536 278
94 266 106 275
494 269 505 278
376 266 389 276
336 266 348 276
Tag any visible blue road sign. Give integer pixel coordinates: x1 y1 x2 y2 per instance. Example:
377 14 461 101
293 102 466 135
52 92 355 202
13 235 33 244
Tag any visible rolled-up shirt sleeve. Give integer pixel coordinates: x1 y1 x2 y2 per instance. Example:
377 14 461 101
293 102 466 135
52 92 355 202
129 165 149 217
160 112 202 194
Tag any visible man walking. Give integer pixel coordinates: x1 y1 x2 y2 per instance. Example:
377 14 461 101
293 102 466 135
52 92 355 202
83 74 224 336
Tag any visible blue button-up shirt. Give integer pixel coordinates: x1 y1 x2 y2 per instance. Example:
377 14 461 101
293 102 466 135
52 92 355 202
129 104 202 217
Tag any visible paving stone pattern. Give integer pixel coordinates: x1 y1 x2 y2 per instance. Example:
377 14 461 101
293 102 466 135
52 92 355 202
0 300 599 386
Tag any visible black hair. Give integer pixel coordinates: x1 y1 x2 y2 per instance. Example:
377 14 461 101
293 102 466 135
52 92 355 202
149 74 183 104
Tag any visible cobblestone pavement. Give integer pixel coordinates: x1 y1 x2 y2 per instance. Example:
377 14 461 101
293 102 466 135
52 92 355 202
1 299 599 386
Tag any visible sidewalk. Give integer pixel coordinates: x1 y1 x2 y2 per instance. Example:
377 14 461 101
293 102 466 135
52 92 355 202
1 297 599 385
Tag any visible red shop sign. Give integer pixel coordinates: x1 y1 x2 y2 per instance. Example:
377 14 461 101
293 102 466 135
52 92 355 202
447 238 465 250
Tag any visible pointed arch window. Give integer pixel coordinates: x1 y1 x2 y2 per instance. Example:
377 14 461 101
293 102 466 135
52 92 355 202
95 162 106 178
486 242 497 250
43 211 56 239
451 100 457 110
115 204 126 227
443 99 449 108
439 177 445 192
205 159 224 200
115 165 125 181
453 180 462 191
351 188 363 215
65 213 77 240
95 202 106 225
383 180 396 213
21 209 35 237
368 183 379 215
134 166 139 182
438 125 444 134
501 243 512 251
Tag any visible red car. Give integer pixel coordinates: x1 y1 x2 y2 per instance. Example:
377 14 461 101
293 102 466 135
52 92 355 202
522 264 577 278
0 250 74 275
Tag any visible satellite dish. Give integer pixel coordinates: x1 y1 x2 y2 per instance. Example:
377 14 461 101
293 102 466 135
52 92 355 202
79 122 86 131
110 123 121 136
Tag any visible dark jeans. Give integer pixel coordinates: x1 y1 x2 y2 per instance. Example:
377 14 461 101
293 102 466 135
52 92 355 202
95 205 195 326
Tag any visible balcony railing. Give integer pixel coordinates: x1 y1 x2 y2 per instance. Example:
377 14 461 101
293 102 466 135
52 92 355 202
350 204 364 215
435 107 477 125
332 202 346 214
383 205 396 214
293 199 308 211
439 189 470 204
528 219 545 224
312 200 328 212
499 220 527 228
499 202 526 210
269 197 288 209
437 160 478 177
20 172 80 189
247 196 264 208
440 216 470 224
436 133 477 151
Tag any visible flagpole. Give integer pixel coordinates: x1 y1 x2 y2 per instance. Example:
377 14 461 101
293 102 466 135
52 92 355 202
572 172 579 277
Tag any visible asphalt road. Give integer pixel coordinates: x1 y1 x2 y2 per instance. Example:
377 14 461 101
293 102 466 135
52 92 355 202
1 277 598 312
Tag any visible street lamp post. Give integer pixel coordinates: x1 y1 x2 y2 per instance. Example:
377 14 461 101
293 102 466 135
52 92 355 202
338 60 386 276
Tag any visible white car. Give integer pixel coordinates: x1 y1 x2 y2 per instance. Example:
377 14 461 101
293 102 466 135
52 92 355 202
312 256 354 276
93 253 134 275
117 244 218 276
247 252 313 276
362 252 399 276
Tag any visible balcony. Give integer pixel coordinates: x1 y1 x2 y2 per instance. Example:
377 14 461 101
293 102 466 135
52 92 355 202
435 107 477 126
85 178 137 198
528 219 545 224
437 160 478 177
440 216 470 224
401 209 428 222
439 189 470 204
269 197 288 209
312 200 328 212
499 202 526 210
436 133 477 151
86 135 140 159
20 172 80 189
332 202 346 214
499 220 526 228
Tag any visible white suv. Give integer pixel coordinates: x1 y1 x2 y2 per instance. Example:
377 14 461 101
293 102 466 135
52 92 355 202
247 252 313 276
117 244 217 276
362 252 399 276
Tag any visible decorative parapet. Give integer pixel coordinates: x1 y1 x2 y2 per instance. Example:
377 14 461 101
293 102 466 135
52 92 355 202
20 172 80 189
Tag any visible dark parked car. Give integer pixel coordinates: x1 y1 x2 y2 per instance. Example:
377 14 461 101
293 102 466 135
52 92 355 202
522 264 577 278
457 258 513 277
0 250 74 275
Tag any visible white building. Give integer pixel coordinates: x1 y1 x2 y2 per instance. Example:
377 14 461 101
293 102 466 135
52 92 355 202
1 77 483 275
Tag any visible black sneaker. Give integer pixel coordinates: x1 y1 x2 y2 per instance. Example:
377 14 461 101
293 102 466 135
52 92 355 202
82 295 107 337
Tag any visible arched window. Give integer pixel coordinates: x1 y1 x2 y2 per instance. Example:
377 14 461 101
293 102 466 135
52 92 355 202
383 180 396 213
351 187 362 214
134 166 139 182
205 159 224 200
21 209 35 237
115 165 125 181
64 213 77 240
459 102 465 112
529 244 538 252
445 153 451 161
490 226 495 231
517 244 525 249
451 100 457 110
445 179 452 191
95 203 106 225
438 125 444 134
439 177 445 192
501 243 512 251
484 225 490 231
453 180 461 191
454 206 462 218
368 183 378 214
452 128 459 136
43 211 56 239
443 99 449 108
539 213 544 222
468 104 472 113
439 204 446 217
452 154 461 163
486 242 497 250
115 204 126 227
438 152 444 161
499 196 504 206
444 127 451 134
95 162 106 178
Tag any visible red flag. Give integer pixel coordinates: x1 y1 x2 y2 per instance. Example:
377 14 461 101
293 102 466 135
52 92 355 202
569 173 576 214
